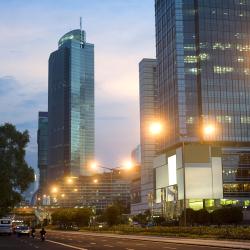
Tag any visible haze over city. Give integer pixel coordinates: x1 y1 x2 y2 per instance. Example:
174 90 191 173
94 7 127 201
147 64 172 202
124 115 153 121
0 0 155 171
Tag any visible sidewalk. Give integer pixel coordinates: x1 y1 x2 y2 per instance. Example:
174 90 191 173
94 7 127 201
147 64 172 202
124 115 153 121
49 230 250 249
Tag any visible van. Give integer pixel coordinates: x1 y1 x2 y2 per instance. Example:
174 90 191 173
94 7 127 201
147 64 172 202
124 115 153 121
0 218 12 235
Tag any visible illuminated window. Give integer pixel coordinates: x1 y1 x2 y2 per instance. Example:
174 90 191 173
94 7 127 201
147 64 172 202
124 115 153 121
237 44 250 51
216 116 232 123
244 69 250 75
184 45 196 51
187 117 194 124
188 68 198 74
237 57 244 62
200 53 209 61
213 43 232 50
214 66 234 74
241 116 250 124
184 55 197 63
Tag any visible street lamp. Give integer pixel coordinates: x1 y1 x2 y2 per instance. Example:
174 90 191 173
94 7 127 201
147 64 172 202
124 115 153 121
149 121 163 136
51 186 58 194
203 124 216 137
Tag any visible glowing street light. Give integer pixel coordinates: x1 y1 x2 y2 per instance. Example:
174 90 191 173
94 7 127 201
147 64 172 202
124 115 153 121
73 188 78 192
90 161 99 170
149 121 163 136
122 160 134 170
61 194 65 198
93 179 98 184
51 186 58 194
203 124 216 136
67 178 73 184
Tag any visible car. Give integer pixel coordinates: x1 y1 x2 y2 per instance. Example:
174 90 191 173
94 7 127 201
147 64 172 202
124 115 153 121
0 218 12 235
16 225 30 236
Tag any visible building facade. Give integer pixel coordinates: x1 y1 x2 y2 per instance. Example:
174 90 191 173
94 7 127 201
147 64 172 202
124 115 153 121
37 111 48 194
47 170 130 212
154 0 250 216
48 29 94 182
131 59 159 214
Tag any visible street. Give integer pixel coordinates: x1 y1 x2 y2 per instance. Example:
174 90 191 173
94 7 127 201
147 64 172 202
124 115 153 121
0 230 244 250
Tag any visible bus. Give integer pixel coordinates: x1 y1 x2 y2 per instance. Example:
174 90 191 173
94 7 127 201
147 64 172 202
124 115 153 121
0 218 12 235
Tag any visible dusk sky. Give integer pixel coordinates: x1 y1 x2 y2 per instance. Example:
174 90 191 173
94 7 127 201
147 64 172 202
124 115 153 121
0 0 155 173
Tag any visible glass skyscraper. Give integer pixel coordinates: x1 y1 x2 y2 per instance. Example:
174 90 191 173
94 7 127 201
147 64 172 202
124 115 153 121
155 0 250 206
37 111 48 192
48 29 94 182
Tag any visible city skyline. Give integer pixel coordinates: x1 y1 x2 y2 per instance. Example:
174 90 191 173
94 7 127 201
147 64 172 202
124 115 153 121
0 0 155 172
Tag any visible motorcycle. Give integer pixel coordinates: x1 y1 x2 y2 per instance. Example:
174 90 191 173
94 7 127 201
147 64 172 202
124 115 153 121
41 234 45 241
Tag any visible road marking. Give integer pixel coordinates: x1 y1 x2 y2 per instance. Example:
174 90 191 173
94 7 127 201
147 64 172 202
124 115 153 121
136 243 145 246
103 244 114 248
163 247 176 249
90 242 96 245
46 239 88 250
126 248 135 250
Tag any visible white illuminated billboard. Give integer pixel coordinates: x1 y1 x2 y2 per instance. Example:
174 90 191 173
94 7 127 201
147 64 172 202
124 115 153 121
168 155 177 185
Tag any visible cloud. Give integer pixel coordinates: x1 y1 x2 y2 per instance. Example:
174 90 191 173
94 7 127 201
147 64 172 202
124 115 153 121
0 76 47 172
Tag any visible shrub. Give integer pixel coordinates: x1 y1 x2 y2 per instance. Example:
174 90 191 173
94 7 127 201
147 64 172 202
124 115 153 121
195 209 211 225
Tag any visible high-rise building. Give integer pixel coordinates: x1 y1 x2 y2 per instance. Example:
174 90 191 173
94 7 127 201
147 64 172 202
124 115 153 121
154 0 250 215
131 145 141 165
37 111 48 193
48 28 94 182
131 59 158 214
48 169 131 212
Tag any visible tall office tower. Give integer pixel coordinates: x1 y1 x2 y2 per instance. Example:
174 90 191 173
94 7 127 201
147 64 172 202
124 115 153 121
48 28 94 182
37 112 48 193
131 59 158 214
154 0 250 214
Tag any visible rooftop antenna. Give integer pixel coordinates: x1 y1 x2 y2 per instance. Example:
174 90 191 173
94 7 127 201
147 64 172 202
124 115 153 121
80 17 83 48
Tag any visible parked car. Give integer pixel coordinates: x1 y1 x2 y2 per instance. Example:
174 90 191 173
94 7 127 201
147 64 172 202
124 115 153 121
16 225 30 236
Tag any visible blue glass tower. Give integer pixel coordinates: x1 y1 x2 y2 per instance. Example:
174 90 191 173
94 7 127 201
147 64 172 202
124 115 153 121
37 111 48 192
48 28 94 181
154 0 250 206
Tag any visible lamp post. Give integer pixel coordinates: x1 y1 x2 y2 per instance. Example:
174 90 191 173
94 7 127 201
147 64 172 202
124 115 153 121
178 133 187 227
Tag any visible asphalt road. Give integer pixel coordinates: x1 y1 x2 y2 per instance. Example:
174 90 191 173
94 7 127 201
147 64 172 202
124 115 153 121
0 231 241 250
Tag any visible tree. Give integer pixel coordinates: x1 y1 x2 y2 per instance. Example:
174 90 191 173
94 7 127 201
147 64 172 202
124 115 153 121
105 205 120 226
133 209 151 225
51 208 93 227
72 208 93 226
0 123 34 216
